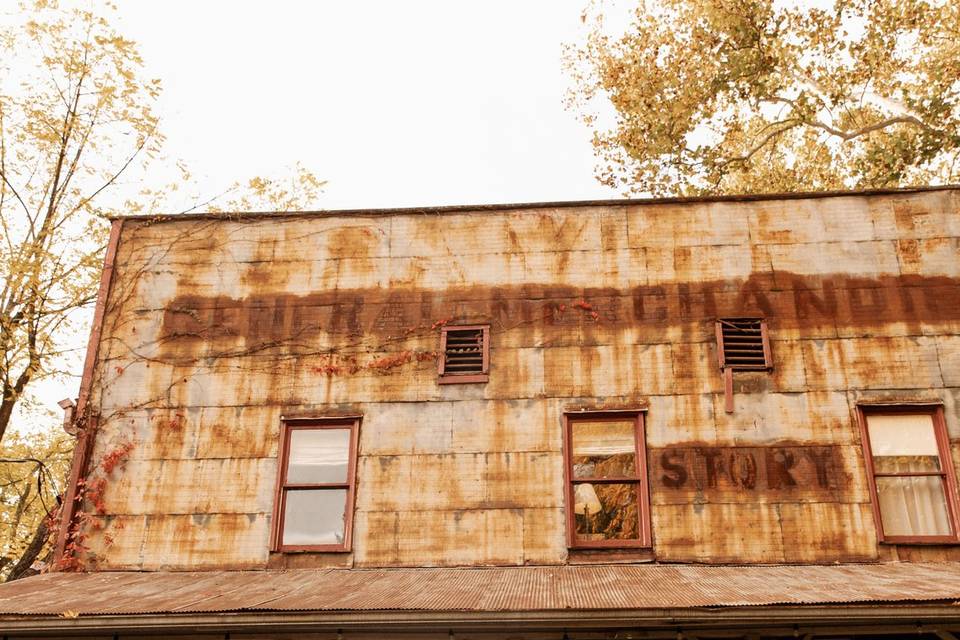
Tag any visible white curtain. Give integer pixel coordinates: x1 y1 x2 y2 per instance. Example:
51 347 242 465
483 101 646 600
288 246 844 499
868 414 951 537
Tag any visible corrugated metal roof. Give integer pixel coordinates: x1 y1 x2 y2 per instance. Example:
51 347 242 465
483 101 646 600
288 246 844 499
2 563 960 617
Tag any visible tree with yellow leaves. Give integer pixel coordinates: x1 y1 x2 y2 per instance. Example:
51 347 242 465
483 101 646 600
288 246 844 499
0 0 324 579
567 0 960 196
0 1 160 443
0 429 71 580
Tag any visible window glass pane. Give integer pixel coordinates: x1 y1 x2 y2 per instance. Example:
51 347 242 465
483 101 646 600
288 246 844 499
573 483 640 541
876 476 952 537
281 489 347 545
867 414 941 473
571 420 636 479
287 428 350 483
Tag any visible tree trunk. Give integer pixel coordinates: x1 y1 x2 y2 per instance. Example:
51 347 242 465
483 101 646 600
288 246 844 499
5 518 48 582
0 393 16 443
0 350 40 443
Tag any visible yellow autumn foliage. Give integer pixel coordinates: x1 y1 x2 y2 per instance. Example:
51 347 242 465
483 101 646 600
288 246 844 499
0 428 72 578
567 0 960 196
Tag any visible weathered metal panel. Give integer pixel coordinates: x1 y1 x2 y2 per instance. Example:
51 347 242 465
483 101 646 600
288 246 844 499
356 451 559 512
100 458 276 514
390 208 606 258
766 338 808 390
85 512 271 571
746 197 882 244
521 507 567 564
768 240 902 276
70 188 960 570
353 508 526 567
711 390 855 445
449 399 560 454
137 513 270 570
626 201 751 248
85 514 147 569
946 390 960 438
359 401 454 455
644 393 718 447
653 503 787 562
193 406 282 459
672 243 755 283
88 406 281 462
939 337 960 387
800 336 945 391
779 502 878 562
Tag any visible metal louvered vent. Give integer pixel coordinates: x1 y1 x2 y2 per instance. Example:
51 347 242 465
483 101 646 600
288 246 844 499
717 318 771 370
438 325 489 384
444 328 484 374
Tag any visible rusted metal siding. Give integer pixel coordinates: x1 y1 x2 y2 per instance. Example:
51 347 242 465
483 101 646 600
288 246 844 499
76 189 960 570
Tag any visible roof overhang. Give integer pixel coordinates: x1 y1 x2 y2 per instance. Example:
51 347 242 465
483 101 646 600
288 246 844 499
3 564 960 636
3 604 960 636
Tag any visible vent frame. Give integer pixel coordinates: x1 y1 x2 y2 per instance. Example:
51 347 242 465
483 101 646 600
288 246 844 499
715 317 772 371
438 324 490 385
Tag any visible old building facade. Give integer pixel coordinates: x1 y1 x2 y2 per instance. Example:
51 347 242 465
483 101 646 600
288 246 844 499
2 186 960 638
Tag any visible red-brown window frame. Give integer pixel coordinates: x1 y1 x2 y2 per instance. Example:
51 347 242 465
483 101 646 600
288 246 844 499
270 416 361 553
715 318 772 371
563 410 652 549
856 404 960 545
437 324 489 385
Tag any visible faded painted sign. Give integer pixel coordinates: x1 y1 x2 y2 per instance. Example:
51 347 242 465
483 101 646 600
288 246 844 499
158 272 960 356
650 445 852 503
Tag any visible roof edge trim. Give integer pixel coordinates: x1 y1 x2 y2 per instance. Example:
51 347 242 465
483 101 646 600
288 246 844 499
3 604 960 633
108 184 960 223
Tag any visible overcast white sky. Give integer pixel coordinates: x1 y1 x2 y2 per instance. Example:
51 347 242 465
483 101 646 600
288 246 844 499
13 0 635 433
115 1 623 210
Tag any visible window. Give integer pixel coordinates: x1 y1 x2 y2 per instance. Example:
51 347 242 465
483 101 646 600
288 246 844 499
271 417 360 552
438 324 489 384
563 411 651 548
858 405 960 543
715 318 772 370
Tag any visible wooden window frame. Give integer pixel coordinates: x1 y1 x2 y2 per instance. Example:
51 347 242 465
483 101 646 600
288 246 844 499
856 404 960 545
437 324 489 385
270 416 361 553
563 410 652 549
715 318 772 371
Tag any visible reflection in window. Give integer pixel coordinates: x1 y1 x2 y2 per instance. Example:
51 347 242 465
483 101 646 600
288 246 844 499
287 429 351 484
574 483 640 541
566 413 650 548
571 420 636 479
862 409 960 541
